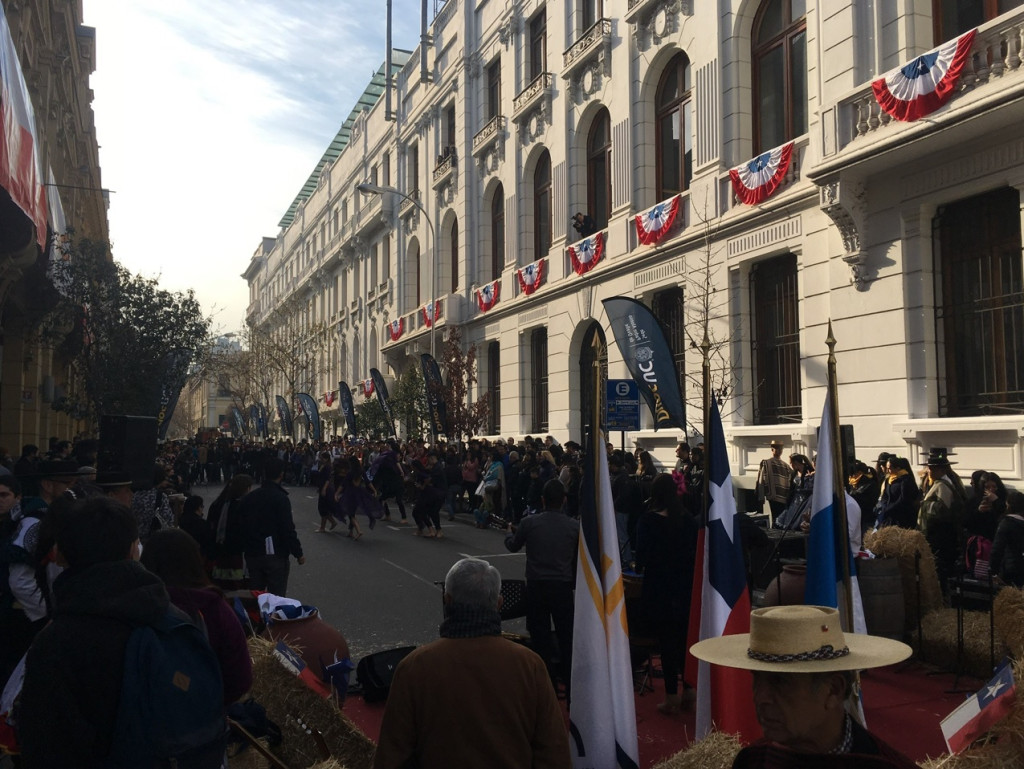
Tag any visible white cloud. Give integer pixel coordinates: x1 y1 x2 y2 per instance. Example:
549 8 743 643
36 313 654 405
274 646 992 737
82 0 425 333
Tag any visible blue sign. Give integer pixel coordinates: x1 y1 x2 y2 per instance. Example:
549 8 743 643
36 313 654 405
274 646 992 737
606 379 640 431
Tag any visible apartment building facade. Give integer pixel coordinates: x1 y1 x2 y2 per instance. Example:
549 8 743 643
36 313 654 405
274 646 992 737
244 0 1024 488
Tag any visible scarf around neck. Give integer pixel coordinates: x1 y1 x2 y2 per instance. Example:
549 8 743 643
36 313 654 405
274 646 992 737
439 601 502 638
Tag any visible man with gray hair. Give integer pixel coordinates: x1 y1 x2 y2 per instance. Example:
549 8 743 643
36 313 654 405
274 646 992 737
374 557 570 769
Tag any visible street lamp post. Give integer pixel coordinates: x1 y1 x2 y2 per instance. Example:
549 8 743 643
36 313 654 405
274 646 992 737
355 182 438 361
357 181 440 444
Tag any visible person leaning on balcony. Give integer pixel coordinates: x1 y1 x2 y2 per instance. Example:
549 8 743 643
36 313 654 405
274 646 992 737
571 211 596 239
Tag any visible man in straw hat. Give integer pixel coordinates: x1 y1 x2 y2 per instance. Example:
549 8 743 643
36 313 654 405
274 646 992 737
690 605 916 767
917 447 965 590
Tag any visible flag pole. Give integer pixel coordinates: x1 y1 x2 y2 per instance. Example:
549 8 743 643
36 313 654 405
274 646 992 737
826 320 855 630
701 328 711 529
591 333 603 493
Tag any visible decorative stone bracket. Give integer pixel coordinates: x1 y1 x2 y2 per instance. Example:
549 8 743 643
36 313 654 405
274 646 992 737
818 180 870 290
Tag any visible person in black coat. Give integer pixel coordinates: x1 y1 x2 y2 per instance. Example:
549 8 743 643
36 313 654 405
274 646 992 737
238 457 304 595
872 456 919 529
635 473 699 715
991 491 1024 587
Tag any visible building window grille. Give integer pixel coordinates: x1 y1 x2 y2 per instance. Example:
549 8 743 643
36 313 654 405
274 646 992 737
531 328 549 432
750 253 801 424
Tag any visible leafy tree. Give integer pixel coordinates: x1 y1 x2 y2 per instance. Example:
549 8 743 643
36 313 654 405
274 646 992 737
41 236 210 430
390 365 428 440
354 396 389 439
439 326 489 441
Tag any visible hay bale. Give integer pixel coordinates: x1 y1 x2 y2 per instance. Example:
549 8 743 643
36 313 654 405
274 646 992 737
650 730 742 769
913 609 1008 680
992 587 1024 660
864 527 943 626
248 637 375 769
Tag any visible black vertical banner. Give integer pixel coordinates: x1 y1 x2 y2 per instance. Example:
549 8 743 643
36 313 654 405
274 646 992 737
230 406 246 437
296 393 321 441
338 381 357 437
420 353 449 439
370 367 397 437
275 395 294 438
602 296 687 431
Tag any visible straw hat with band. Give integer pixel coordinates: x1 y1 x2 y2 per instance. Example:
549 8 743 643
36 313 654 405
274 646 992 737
689 605 912 674
920 447 957 467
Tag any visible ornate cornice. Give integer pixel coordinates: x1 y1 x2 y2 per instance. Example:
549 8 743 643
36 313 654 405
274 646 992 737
818 179 869 290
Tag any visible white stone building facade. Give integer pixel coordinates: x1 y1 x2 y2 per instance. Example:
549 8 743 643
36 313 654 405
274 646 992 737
244 0 1024 490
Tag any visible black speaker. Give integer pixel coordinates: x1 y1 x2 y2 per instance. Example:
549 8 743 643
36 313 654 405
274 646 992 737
99 415 158 489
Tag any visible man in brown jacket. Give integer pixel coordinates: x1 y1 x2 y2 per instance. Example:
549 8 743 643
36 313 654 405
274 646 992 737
373 557 569 769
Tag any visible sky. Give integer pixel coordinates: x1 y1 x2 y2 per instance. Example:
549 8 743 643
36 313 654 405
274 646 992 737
82 0 428 336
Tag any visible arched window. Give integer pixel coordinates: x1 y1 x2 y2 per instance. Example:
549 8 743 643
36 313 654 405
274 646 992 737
534 150 552 260
656 53 693 200
449 218 459 294
491 183 505 281
587 109 611 230
752 0 807 153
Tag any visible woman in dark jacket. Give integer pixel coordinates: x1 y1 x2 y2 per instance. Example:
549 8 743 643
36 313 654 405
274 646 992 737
873 457 919 529
990 491 1024 587
634 473 698 715
141 528 253 705
206 474 252 589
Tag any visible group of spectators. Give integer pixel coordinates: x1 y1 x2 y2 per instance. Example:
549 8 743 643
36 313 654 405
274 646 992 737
758 441 1024 590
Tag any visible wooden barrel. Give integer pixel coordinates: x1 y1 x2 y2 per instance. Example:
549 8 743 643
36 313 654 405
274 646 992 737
857 557 906 641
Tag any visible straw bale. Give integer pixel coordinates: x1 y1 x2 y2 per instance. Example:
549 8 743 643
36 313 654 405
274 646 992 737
913 608 1008 680
992 587 1024 660
650 730 742 769
863 527 943 625
248 637 375 769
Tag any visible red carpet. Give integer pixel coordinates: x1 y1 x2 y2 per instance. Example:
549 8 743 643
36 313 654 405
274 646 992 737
342 659 983 766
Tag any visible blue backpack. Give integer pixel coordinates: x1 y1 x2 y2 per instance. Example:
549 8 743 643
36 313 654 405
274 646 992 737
106 606 227 768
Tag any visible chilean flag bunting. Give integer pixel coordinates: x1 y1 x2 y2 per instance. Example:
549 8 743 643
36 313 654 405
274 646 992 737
324 391 335 407
516 260 545 295
387 317 404 342
569 231 604 276
729 141 794 206
872 30 976 122
635 195 680 246
476 280 500 312
421 299 441 328
362 378 374 397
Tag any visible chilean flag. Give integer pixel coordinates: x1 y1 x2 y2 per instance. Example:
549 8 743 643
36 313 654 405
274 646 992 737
941 661 1016 753
569 232 604 276
729 142 794 206
872 30 975 122
687 399 760 743
362 378 374 397
387 317 404 341
1 7 48 247
477 280 499 312
516 260 544 295
635 195 680 246
421 299 441 328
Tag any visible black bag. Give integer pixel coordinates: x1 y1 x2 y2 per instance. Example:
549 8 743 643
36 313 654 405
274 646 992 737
356 646 416 703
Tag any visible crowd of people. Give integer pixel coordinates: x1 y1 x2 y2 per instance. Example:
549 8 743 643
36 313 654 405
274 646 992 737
758 442 1024 589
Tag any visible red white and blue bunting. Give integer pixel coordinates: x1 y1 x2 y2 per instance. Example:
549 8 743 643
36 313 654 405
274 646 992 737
729 141 794 206
324 391 335 407
387 317 404 342
362 378 375 397
635 195 680 246
569 232 604 276
871 30 976 122
421 299 441 328
516 260 545 295
476 280 500 312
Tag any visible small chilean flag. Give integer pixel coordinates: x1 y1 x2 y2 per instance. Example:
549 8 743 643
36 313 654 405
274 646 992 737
941 661 1016 753
872 30 975 123
516 260 544 295
635 195 680 246
729 141 794 206
387 317 404 341
477 280 499 312
569 232 604 276
421 299 441 328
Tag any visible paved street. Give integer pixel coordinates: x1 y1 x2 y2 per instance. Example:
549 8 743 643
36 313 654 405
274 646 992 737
215 482 528 661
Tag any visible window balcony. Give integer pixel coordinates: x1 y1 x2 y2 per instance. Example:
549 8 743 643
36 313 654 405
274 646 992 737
815 7 1024 174
624 0 658 22
512 72 554 123
432 146 456 189
562 19 612 78
472 115 507 158
399 189 421 220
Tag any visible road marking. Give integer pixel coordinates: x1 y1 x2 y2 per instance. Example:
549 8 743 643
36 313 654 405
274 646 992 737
461 552 525 559
383 559 443 590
